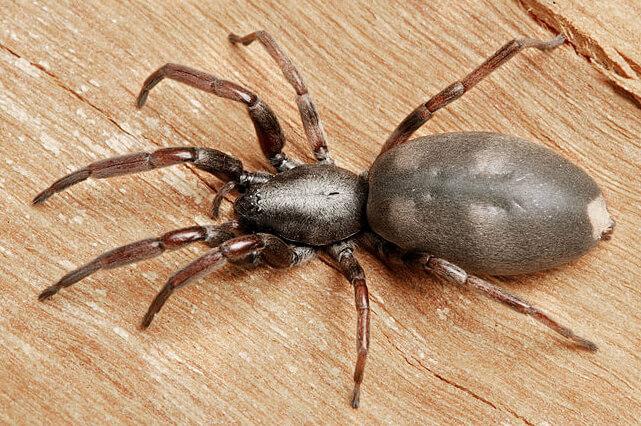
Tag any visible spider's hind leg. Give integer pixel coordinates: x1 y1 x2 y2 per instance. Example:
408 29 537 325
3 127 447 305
357 232 597 351
423 256 597 351
381 35 565 154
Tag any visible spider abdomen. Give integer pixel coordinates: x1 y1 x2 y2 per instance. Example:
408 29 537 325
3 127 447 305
367 132 614 275
234 164 368 246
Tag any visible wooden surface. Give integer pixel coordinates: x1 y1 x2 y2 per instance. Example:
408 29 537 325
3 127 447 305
1 0 639 424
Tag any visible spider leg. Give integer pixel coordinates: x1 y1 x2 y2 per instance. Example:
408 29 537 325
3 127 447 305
380 35 565 154
33 146 264 204
137 63 297 171
229 30 332 164
210 180 237 219
38 222 242 301
326 241 370 409
141 233 314 328
358 232 597 351
423 256 597 351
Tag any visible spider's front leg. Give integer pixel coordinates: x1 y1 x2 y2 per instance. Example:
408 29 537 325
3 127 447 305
136 63 298 171
32 146 267 209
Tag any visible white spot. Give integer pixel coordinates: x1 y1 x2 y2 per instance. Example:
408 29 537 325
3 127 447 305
58 259 76 269
0 91 31 123
76 108 88 119
14 58 40 78
144 116 159 129
239 351 251 362
472 147 508 176
71 215 84 225
391 145 422 171
190 98 203 109
78 84 89 94
142 271 159 281
587 195 614 240
193 215 210 226
113 326 130 340
89 79 101 87
468 202 504 225
436 307 450 321
86 302 105 314
37 60 50 70
9 32 18 41
40 133 61 155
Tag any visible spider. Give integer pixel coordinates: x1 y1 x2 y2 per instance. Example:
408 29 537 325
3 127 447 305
34 30 614 408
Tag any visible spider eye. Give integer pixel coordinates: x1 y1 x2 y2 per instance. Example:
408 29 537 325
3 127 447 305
234 190 261 219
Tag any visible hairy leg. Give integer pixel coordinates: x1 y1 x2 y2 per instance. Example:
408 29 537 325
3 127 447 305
358 232 596 350
38 221 241 300
137 63 297 171
423 256 597 350
380 35 565 154
141 233 314 328
33 147 266 205
326 241 370 408
229 30 332 163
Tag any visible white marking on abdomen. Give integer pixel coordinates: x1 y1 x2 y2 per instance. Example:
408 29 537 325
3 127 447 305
587 195 614 240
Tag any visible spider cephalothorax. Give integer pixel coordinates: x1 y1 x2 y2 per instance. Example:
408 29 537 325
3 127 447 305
35 30 612 408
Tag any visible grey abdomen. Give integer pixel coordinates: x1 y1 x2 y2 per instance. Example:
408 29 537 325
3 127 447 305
367 132 613 275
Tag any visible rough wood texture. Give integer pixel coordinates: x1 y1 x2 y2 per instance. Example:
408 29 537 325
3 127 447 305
1 1 639 423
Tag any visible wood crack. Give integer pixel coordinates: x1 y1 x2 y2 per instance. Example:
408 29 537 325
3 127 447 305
0 43 144 141
516 0 641 107
0 41 222 202
318 250 535 423
378 326 533 425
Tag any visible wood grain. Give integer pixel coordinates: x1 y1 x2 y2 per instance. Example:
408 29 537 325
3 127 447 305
1 0 639 424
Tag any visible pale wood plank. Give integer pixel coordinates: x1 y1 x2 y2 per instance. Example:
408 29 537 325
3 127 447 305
1 0 639 423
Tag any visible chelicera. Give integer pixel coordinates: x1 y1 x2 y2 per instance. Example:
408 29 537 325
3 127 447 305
35 30 614 408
